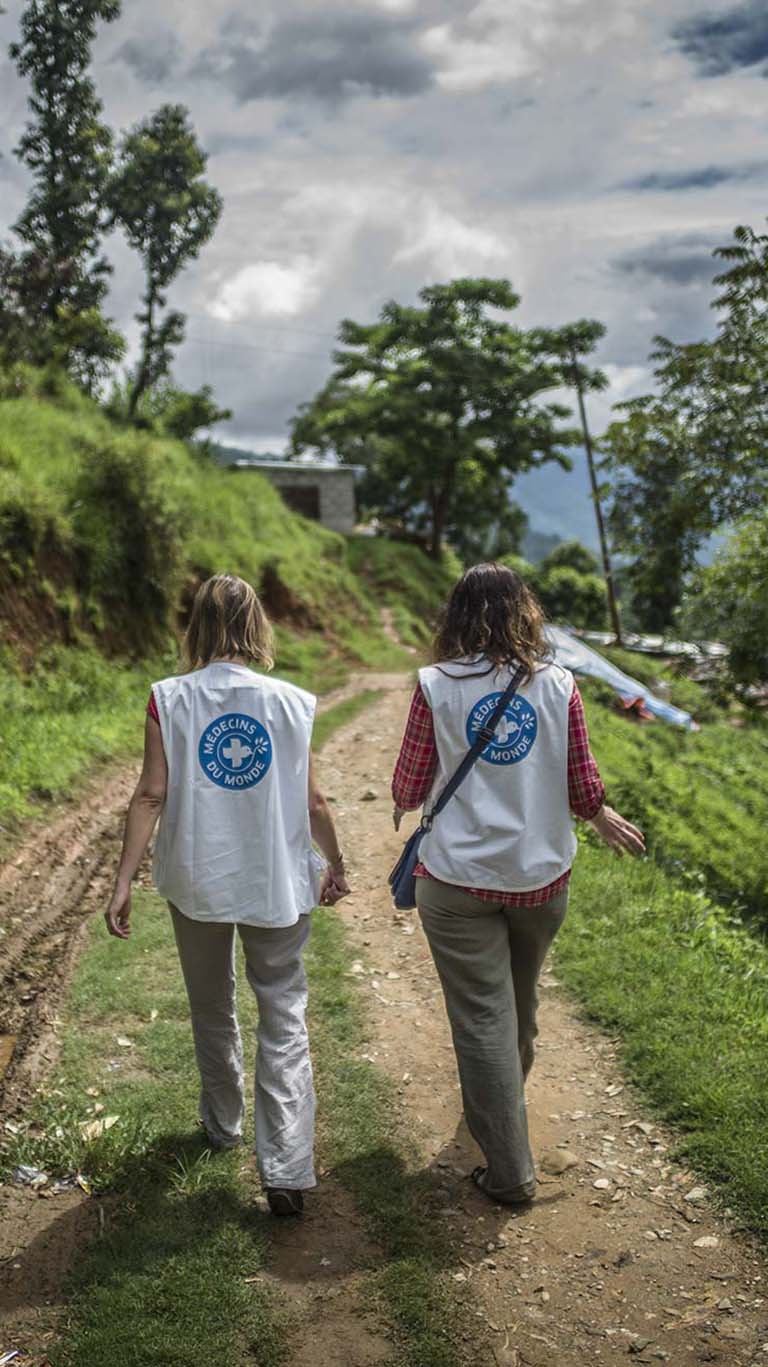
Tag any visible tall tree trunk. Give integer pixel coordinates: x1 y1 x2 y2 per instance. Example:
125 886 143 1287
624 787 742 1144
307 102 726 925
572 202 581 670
128 283 156 417
569 344 623 644
428 485 449 560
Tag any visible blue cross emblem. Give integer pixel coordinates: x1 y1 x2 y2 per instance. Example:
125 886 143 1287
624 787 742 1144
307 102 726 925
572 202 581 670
198 712 272 790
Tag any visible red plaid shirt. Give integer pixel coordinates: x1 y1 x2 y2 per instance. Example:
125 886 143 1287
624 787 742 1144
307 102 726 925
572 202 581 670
391 680 605 907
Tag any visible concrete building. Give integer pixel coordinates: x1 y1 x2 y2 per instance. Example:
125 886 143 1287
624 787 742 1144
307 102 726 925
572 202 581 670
230 459 362 535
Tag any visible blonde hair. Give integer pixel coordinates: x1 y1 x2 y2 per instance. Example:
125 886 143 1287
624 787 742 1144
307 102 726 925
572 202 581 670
184 574 275 671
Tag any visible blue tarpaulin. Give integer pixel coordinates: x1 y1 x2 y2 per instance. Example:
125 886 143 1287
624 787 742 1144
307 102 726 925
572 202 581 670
546 625 696 730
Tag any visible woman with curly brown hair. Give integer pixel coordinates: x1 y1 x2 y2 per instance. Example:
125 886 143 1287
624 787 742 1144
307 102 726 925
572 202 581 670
391 562 643 1206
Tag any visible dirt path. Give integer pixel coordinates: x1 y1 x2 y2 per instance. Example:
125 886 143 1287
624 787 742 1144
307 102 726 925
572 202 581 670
0 672 404 1109
2 677 768 1365
314 679 768 1367
0 762 141 1113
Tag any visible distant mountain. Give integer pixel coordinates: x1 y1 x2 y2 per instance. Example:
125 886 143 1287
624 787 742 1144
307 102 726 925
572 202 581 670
512 450 600 556
211 441 719 569
521 528 562 564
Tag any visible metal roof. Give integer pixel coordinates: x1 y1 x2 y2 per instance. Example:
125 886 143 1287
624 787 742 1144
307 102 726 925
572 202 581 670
231 459 365 474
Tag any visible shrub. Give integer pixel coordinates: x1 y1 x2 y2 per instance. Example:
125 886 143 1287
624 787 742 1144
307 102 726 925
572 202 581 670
71 434 183 649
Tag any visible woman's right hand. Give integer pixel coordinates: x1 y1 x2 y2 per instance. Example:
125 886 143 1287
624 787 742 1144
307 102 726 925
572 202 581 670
320 867 351 906
105 881 132 938
590 805 645 857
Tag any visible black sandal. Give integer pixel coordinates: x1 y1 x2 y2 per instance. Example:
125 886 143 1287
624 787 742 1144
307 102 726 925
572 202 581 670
266 1187 304 1217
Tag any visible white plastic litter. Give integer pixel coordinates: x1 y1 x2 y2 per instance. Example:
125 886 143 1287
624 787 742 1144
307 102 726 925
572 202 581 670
546 626 696 730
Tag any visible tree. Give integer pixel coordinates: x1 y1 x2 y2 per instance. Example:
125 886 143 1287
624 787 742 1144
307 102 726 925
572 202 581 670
680 511 768 686
537 565 607 630
604 391 705 632
104 378 232 443
604 222 768 633
291 279 579 560
541 539 600 576
451 494 528 566
9 0 124 388
501 542 607 630
108 105 222 417
547 320 622 642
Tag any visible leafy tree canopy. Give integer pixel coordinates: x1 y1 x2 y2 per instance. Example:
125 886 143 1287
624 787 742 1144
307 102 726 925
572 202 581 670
603 220 768 633
291 278 587 559
7 0 124 387
541 539 600 576
105 378 232 444
680 511 768 686
501 541 606 631
107 104 222 416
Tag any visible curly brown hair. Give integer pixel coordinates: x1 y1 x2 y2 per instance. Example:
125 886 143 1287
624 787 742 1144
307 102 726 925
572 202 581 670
431 562 550 681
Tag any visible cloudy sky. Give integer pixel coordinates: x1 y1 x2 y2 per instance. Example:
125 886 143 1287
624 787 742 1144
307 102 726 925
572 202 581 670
1 0 767 544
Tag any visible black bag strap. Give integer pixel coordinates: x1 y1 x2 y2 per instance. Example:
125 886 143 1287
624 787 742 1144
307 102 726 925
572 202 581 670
421 662 527 832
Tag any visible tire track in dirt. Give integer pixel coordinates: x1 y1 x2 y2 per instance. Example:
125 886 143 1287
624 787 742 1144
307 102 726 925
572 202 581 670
0 674 406 1117
317 681 768 1367
0 763 141 1112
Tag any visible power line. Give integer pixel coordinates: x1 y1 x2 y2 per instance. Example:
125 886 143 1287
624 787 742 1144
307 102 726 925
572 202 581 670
185 310 339 341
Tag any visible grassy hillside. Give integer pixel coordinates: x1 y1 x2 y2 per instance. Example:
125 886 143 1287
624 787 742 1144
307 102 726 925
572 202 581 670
1 383 387 659
579 676 768 925
0 376 455 827
560 837 768 1235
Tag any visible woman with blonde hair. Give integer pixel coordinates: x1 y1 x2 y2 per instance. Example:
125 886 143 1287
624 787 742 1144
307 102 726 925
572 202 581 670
392 562 643 1205
105 574 348 1216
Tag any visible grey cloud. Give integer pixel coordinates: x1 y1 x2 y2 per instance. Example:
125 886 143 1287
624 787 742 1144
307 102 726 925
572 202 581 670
672 1 768 76
619 162 767 191
612 234 720 286
194 10 437 103
113 32 182 85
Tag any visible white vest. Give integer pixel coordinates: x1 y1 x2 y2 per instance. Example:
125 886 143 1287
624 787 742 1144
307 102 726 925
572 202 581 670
418 657 577 893
151 662 322 925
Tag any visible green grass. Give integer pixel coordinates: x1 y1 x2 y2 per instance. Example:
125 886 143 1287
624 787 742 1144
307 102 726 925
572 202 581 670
1 688 475 1365
0 644 164 828
0 391 449 675
0 392 372 631
0 384 452 827
580 678 768 924
312 690 384 751
307 909 471 1367
558 834 768 1235
2 893 285 1367
0 649 383 832
346 536 459 649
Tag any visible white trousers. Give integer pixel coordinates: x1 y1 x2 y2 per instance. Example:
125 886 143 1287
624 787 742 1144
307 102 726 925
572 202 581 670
170 904 316 1190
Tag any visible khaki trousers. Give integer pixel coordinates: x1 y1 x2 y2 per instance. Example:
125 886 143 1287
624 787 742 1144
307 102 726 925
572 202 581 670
416 876 567 1202
170 905 316 1191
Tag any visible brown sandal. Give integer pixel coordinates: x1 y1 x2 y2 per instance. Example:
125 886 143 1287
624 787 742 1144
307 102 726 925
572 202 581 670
471 1166 535 1205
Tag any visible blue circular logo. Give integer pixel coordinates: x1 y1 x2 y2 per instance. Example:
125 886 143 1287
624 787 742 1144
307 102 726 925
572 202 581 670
466 692 538 765
198 712 272 790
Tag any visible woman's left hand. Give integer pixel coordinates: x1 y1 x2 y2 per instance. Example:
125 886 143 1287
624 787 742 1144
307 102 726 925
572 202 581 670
105 883 132 939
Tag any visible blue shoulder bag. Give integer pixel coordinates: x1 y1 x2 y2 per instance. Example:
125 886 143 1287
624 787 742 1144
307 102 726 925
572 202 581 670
388 663 527 911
